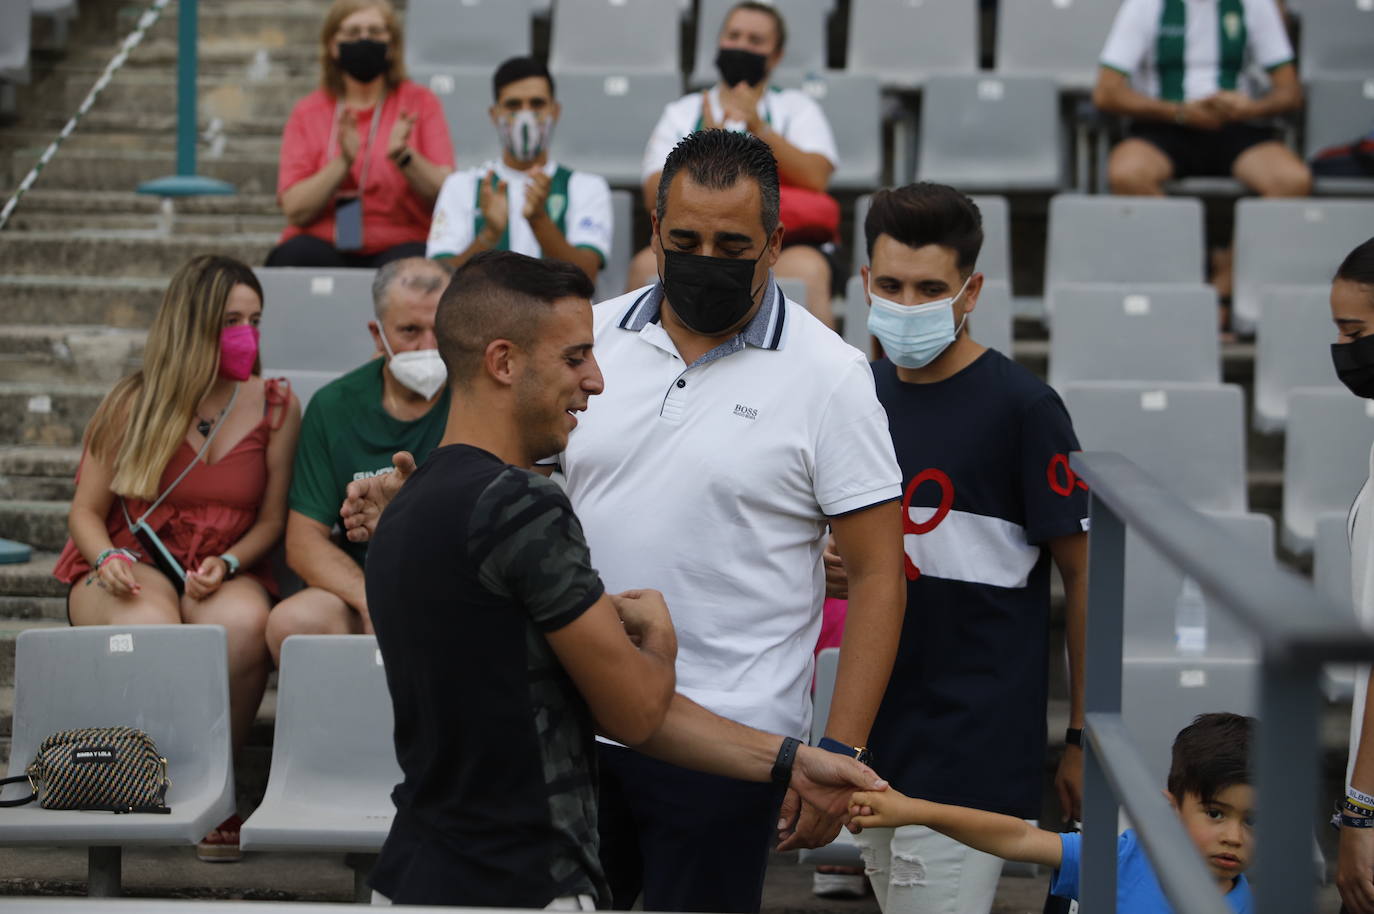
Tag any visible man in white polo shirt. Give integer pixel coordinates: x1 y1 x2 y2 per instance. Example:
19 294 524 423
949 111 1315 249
625 1 839 327
426 56 612 284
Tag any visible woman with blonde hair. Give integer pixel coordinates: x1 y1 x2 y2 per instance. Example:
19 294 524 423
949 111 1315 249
54 254 301 863
266 0 455 267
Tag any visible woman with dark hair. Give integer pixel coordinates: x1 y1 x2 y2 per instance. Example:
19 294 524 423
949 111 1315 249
1327 238 1374 913
266 0 454 267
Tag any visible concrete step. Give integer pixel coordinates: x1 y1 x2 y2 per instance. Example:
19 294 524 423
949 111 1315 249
14 110 286 139
59 72 315 125
0 554 65 600
0 501 71 554
64 39 318 78
2 190 280 217
6 209 285 235
0 129 282 160
0 325 145 385
0 619 69 688
0 447 81 503
117 1 349 51
0 231 276 279
0 276 166 328
0 381 110 448
2 149 277 194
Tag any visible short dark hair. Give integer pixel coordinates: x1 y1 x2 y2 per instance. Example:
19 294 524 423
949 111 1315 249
656 129 780 237
864 183 984 275
436 251 594 387
721 1 787 53
493 56 555 101
1336 237 1374 286
1167 712 1255 804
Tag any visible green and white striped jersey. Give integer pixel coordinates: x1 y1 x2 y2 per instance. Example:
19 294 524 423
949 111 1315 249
1100 0 1294 102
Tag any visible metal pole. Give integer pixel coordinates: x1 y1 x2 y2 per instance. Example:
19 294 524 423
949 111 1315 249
87 846 121 897
1253 657 1321 914
1080 495 1125 911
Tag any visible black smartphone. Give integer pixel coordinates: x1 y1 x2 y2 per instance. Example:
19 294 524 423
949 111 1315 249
335 195 363 251
129 521 186 595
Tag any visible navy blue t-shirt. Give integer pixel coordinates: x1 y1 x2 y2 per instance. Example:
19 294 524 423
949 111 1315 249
866 350 1089 819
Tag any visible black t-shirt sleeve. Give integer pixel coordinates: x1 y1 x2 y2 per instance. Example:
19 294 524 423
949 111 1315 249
468 468 606 632
1019 391 1091 545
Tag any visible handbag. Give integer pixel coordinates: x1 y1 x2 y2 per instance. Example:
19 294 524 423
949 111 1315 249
0 726 171 814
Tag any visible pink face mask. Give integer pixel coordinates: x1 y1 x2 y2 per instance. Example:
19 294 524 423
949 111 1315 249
218 325 260 381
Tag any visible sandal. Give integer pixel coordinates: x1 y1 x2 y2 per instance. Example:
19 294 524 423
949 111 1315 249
197 813 243 863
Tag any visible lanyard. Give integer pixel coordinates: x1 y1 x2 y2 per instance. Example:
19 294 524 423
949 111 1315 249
333 90 388 196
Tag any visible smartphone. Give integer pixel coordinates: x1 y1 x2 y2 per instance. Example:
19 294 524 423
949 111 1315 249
335 195 363 251
129 521 186 595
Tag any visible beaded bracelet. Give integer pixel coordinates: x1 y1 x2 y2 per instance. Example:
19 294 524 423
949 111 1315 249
95 548 136 569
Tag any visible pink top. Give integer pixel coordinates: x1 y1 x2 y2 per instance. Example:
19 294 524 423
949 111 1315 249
276 80 455 254
54 380 291 593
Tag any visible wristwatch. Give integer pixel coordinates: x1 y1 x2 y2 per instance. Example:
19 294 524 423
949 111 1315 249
818 736 872 766
1065 727 1084 747
771 736 801 787
218 553 240 580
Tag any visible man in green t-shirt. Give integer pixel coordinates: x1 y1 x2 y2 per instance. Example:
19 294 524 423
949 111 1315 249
265 257 452 664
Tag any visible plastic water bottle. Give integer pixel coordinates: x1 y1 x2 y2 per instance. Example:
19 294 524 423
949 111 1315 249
1175 577 1207 656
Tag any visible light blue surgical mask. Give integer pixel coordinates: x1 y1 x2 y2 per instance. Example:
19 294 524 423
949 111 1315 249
866 274 972 370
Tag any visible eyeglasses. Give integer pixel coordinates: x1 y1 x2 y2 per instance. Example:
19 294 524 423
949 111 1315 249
337 26 390 41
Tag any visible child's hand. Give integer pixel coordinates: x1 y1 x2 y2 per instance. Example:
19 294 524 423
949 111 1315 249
849 787 919 830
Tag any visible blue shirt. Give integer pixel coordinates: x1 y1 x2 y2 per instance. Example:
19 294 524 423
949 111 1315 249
1052 830 1252 913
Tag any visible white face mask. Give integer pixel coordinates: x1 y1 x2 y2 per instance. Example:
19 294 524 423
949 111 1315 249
380 327 447 400
865 274 971 370
497 109 555 163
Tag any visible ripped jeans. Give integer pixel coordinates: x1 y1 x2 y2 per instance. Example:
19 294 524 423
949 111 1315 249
854 825 1002 914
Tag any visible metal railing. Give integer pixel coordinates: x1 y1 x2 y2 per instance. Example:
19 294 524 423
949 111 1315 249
1073 451 1372 914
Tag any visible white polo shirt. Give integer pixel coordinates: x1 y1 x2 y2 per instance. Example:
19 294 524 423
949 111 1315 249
551 279 901 739
641 85 840 183
426 159 613 266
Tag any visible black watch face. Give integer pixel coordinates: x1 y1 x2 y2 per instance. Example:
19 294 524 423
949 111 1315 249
856 748 872 765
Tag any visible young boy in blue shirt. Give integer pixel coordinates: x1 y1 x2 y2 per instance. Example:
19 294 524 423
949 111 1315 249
850 713 1255 912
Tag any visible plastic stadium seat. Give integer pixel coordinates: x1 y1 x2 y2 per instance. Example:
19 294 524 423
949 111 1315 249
916 75 1063 192
776 276 808 309
841 275 872 353
839 276 1011 364
551 71 683 187
0 1 30 87
241 636 401 853
1048 284 1220 389
255 268 378 374
31 0 74 51
549 0 681 74
773 72 882 190
277 370 343 411
852 194 1010 285
845 0 977 90
1232 199 1374 333
594 189 633 304
1044 195 1205 312
1299 0 1374 79
1282 387 1374 555
412 67 503 167
1314 511 1354 612
0 626 235 891
1059 381 1247 513
1253 285 1342 433
994 0 1118 92
1304 77 1374 196
689 0 827 88
405 0 530 71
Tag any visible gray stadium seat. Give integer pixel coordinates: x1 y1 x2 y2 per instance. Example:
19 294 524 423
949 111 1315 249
405 0 530 71
1232 198 1374 333
551 70 683 187
772 72 882 190
916 75 1063 192
1304 77 1374 196
1315 511 1354 612
32 0 74 51
0 0 31 88
1048 284 1220 388
0 626 234 894
594 189 633 304
1059 381 1247 513
993 0 1119 92
852 194 1010 285
549 0 681 74
1044 195 1205 312
688 0 827 88
277 370 344 410
1282 387 1374 555
842 275 873 353
776 276 808 309
844 0 977 90
255 268 378 374
240 635 401 854
1299 0 1374 79
412 67 503 167
839 276 1010 361
1253 285 1342 433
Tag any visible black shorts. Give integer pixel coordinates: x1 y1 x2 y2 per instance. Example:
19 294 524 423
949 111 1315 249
1127 121 1278 179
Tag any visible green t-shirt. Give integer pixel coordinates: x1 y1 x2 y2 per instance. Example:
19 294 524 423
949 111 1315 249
288 359 451 566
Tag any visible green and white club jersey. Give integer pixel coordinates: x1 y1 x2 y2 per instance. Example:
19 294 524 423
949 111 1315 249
1100 0 1294 103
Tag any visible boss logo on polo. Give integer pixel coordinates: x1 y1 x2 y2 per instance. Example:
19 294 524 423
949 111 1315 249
733 404 759 421
71 747 116 764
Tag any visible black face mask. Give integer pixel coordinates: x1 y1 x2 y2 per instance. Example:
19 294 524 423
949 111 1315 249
1333 335 1374 398
337 39 389 83
715 47 768 87
660 244 766 335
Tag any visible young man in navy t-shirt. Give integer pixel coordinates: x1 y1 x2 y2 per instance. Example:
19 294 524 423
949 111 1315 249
851 183 1091 914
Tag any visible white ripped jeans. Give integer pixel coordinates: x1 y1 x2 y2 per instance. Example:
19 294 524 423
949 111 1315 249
854 825 1002 914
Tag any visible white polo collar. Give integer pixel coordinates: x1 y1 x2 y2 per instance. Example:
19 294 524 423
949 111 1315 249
615 275 787 367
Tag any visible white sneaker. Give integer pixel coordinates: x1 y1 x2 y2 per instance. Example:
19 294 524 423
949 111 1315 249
812 871 868 899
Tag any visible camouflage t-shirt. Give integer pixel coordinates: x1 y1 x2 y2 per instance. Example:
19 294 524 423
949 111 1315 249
365 444 608 907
